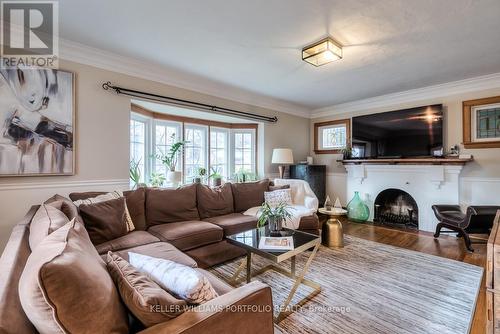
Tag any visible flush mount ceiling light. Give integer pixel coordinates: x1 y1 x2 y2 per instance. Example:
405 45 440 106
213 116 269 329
302 37 343 67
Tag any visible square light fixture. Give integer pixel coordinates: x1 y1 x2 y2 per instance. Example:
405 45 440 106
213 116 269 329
302 37 343 67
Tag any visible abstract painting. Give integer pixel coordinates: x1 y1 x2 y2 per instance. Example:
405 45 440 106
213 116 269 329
0 67 74 176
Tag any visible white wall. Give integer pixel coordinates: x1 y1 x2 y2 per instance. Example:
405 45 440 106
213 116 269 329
0 60 311 251
310 87 500 208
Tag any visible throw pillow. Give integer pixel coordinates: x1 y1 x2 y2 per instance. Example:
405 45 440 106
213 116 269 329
128 252 218 304
79 197 130 245
73 191 135 232
196 183 234 219
268 184 290 192
264 188 292 207
19 219 128 334
106 252 187 327
29 202 70 250
44 194 79 221
70 188 147 231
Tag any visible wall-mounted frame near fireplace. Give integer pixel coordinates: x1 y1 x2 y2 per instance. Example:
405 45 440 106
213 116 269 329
463 95 500 149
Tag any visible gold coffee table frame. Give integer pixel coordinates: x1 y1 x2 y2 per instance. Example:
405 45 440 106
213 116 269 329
227 233 321 323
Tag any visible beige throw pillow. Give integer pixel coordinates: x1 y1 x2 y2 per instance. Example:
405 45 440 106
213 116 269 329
106 252 187 327
19 219 128 334
73 190 135 231
128 252 218 304
264 188 292 207
29 202 70 250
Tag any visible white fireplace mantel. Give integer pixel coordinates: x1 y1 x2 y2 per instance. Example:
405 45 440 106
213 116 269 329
344 164 465 232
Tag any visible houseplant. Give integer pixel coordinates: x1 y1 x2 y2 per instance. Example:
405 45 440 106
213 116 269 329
257 202 293 232
340 145 353 159
208 166 223 187
194 167 206 184
129 159 142 190
157 134 187 187
149 172 166 187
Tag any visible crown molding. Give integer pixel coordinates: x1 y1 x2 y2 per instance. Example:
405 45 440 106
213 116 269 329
311 72 500 118
59 39 311 118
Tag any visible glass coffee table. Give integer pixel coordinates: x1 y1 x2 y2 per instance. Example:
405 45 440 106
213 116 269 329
226 227 321 322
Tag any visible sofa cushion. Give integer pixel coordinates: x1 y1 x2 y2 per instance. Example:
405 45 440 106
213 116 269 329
95 231 160 254
44 194 79 221
298 213 320 230
79 197 131 245
70 188 147 231
203 213 257 236
19 220 128 334
146 184 199 226
111 242 198 268
123 188 147 230
148 221 223 251
231 179 269 212
106 252 187 327
129 253 218 304
196 183 234 219
29 203 70 250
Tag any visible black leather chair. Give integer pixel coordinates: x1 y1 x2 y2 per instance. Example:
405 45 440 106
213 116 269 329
432 205 500 252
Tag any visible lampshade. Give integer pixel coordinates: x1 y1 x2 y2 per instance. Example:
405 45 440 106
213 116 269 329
272 148 294 164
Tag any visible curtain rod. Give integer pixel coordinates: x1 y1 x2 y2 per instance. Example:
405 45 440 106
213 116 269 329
102 81 278 123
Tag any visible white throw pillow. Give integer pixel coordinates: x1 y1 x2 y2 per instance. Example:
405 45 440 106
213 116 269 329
128 252 218 304
73 191 135 232
264 188 292 207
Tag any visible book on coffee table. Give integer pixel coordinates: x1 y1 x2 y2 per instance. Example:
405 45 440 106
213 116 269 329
258 236 294 251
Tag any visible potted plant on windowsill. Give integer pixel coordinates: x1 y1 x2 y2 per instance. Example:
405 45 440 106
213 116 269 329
257 202 293 232
194 167 206 184
208 167 223 187
157 134 187 187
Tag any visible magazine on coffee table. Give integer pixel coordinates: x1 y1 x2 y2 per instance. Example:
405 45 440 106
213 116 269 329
258 236 294 251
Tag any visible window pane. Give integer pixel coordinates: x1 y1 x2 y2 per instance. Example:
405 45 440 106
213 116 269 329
184 125 207 183
130 118 146 184
320 125 346 149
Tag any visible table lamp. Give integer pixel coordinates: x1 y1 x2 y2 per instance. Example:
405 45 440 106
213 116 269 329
272 148 294 179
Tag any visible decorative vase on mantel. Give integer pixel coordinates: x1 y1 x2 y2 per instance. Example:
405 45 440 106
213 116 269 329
347 191 370 222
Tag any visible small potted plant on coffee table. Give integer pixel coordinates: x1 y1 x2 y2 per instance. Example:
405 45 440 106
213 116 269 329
257 202 293 233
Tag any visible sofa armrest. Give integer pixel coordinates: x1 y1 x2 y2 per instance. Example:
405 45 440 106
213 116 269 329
139 281 274 334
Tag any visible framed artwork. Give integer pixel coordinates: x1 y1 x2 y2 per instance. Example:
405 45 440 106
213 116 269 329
0 67 75 176
463 96 500 149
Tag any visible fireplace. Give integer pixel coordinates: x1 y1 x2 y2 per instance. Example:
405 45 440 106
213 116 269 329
374 188 418 228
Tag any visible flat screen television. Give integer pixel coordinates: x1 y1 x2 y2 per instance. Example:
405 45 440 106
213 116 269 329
351 104 443 158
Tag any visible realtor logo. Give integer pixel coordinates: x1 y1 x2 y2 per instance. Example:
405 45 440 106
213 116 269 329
1 1 58 68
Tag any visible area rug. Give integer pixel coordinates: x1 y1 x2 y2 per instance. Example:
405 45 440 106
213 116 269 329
210 235 483 334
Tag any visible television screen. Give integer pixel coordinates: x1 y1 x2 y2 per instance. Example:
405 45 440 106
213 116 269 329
351 104 443 158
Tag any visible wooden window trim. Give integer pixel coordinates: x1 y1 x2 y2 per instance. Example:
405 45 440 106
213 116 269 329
314 119 351 154
131 103 258 130
131 103 258 178
463 96 500 149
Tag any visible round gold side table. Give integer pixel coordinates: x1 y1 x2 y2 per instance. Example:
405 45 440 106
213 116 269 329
318 208 347 248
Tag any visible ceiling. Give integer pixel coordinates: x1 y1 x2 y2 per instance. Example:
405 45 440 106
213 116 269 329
59 0 500 113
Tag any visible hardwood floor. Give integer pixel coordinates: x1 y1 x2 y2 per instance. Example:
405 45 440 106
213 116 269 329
340 220 487 334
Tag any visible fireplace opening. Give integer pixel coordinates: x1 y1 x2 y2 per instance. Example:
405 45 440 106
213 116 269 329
374 188 418 229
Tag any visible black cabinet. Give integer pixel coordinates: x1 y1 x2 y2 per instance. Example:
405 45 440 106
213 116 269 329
289 165 326 205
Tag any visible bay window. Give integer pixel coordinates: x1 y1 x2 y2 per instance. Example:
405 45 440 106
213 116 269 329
130 106 257 186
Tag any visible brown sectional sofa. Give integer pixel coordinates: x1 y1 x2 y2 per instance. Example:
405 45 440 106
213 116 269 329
0 179 319 333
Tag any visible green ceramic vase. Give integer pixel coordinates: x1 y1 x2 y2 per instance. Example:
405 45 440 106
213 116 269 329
347 191 370 222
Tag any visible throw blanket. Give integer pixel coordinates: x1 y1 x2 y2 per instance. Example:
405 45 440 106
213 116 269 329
244 179 318 229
